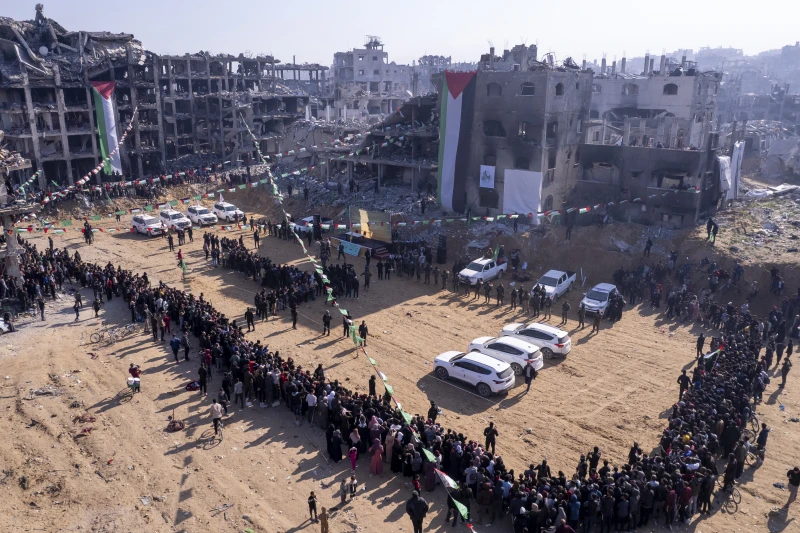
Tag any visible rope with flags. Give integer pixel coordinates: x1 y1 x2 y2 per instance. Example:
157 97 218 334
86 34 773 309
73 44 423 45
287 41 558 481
238 113 414 418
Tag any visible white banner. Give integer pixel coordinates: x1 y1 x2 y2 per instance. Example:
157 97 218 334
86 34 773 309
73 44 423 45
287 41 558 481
503 169 542 224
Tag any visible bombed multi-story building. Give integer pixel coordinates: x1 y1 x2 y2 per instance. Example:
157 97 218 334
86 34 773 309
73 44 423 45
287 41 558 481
0 7 316 189
332 36 414 123
434 45 592 216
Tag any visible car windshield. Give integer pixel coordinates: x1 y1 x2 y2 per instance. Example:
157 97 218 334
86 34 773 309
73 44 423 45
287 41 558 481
465 262 485 271
497 367 513 379
224 206 237 211
586 289 609 301
539 276 558 286
195 208 210 215
170 214 183 220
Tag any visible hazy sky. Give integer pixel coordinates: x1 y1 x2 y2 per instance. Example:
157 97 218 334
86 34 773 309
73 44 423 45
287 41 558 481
6 0 797 66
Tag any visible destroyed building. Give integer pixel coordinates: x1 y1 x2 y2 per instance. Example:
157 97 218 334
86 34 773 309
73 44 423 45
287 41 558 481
332 36 415 123
589 53 721 123
433 45 592 215
317 94 439 192
0 7 313 189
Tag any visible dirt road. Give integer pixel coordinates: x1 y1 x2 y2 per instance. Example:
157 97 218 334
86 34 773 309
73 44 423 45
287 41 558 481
0 217 797 533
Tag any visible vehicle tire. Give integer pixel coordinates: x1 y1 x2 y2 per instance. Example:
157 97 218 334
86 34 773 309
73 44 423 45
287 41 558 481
541 348 554 360
511 363 523 376
497 269 504 279
476 383 492 397
90 333 101 344
435 367 449 380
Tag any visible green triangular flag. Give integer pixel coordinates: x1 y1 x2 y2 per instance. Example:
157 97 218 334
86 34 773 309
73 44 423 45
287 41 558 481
422 448 436 463
368 357 377 366
339 308 348 315
384 383 394 396
452 497 469 521
400 409 411 424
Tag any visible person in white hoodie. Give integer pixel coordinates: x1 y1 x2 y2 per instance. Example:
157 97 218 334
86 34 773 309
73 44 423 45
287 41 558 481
210 399 223 436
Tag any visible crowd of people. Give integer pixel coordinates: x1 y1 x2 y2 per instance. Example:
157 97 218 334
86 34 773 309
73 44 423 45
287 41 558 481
5 205 800 533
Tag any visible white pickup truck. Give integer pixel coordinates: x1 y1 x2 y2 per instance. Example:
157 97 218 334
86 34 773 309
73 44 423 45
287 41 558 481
536 269 576 299
459 257 508 285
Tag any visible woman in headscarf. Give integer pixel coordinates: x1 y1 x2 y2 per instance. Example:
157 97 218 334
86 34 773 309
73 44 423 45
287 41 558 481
391 438 404 473
368 415 383 442
348 426 361 459
384 429 395 464
368 438 384 476
411 451 423 476
325 424 335 458
403 450 413 477
423 456 436 492
330 430 343 463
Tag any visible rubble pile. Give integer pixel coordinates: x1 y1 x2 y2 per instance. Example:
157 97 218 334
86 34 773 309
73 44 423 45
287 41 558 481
0 135 29 172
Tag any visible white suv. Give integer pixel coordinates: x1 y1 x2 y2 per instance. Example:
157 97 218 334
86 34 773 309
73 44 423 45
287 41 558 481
159 209 192 230
468 336 543 375
213 202 244 222
187 205 218 226
131 214 163 236
500 322 571 359
580 283 618 316
433 351 515 397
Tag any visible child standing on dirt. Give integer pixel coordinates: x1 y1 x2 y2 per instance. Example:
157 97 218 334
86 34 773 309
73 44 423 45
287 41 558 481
308 491 318 520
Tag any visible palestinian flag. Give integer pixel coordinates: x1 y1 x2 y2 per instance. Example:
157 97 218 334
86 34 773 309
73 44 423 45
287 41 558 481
437 71 477 212
90 81 122 174
435 469 459 490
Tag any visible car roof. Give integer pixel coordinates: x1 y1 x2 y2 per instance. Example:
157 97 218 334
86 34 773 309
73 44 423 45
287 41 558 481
140 214 157 221
469 258 493 265
435 350 465 360
216 202 235 207
463 351 510 371
590 283 617 292
491 336 539 351
541 269 564 277
524 322 568 336
470 336 495 345
160 209 182 215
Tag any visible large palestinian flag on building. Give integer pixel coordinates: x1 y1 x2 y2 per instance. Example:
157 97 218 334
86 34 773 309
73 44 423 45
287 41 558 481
90 81 122 174
437 70 477 213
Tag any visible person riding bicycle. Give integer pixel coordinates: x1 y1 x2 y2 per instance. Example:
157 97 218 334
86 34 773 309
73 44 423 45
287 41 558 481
210 399 223 437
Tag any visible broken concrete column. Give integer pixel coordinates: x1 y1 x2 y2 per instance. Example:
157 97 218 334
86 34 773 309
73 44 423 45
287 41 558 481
611 61 616 76
620 57 626 74
660 55 666 75
643 54 650 75
649 58 655 74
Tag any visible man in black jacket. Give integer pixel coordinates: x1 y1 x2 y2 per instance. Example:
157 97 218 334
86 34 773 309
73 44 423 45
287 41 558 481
405 491 429 533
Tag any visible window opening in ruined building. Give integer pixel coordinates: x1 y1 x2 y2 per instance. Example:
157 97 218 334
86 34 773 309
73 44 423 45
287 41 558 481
359 70 365 75
515 157 530 170
374 70 380 75
663 83 678 95
593 131 600 142
484 154 497 166
359 56 364 61
592 84 601 93
521 83 535 96
546 121 557 139
518 121 535 141
544 195 553 211
547 152 556 170
373 56 378 61
487 82 502 97
555 83 564 96
479 189 499 209
631 171 642 179
575 82 580 90
622 84 639 96
483 120 506 137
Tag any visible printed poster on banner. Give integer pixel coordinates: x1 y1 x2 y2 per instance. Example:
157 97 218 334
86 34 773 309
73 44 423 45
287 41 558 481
479 165 496 189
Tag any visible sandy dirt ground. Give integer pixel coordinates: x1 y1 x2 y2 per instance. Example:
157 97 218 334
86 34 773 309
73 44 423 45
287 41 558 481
1 206 799 533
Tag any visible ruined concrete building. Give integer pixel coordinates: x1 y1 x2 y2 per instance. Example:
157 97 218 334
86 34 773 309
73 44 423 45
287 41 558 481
0 6 317 189
332 36 414 123
432 45 591 215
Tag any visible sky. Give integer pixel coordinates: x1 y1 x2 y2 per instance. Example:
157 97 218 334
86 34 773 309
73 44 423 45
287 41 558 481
6 0 798 67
